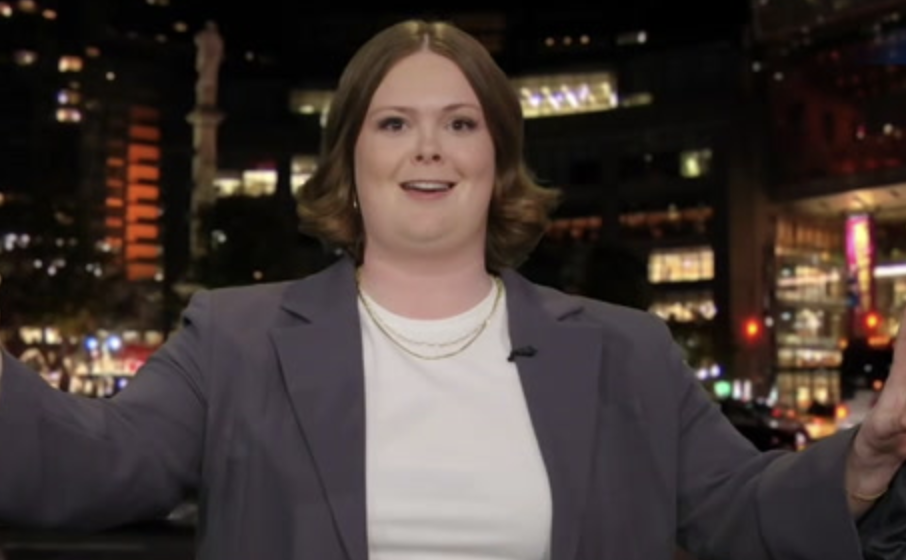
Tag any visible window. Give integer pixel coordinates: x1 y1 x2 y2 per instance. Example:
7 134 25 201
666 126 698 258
58 56 83 72
648 246 714 283
214 176 242 198
14 50 37 66
55 108 81 123
680 149 712 178
616 31 647 45
649 291 716 322
241 169 277 197
57 89 80 105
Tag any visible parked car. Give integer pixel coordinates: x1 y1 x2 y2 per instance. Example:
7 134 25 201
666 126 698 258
719 399 811 452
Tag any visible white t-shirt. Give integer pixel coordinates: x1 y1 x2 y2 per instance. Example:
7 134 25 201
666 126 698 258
359 279 552 560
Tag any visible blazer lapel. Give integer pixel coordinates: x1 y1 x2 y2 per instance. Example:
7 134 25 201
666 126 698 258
502 271 606 560
267 260 611 560
270 258 369 560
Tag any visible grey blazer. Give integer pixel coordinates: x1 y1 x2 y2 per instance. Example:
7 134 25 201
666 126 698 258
0 257 874 559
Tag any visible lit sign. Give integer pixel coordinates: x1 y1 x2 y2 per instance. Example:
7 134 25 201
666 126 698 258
845 214 875 313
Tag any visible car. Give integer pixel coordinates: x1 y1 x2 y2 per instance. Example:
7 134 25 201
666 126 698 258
719 398 812 452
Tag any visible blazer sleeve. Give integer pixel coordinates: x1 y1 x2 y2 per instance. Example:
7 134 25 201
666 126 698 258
0 291 210 531
667 335 864 559
856 465 906 559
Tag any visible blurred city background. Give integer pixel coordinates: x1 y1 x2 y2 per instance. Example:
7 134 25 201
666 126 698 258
1 0 905 557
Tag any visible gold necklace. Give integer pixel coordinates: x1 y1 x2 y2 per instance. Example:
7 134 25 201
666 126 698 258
355 269 504 360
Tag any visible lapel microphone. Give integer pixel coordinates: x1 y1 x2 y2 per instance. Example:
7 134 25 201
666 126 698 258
507 345 538 361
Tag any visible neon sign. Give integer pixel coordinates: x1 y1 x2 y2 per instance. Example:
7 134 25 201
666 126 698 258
845 214 875 313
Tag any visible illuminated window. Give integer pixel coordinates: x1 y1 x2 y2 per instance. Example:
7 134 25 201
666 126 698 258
649 291 717 323
242 169 277 197
127 144 161 163
129 125 160 142
58 56 83 72
127 164 160 183
0 2 12 17
57 89 81 105
513 72 618 119
14 50 37 66
617 30 647 45
620 92 654 108
173 21 188 32
680 149 712 178
41 8 55 19
55 108 82 123
130 106 160 121
214 176 242 198
648 247 714 283
16 0 35 13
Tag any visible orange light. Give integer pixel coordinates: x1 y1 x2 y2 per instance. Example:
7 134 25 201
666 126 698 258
836 404 849 420
744 318 761 339
865 311 881 331
868 335 890 348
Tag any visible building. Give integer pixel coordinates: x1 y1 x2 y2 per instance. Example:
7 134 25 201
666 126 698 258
0 0 209 332
516 22 769 397
751 0 906 411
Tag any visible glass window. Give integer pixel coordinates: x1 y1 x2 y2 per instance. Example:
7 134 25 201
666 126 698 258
649 290 716 323
680 149 712 178
14 50 38 66
58 56 83 72
241 169 277 197
648 246 714 283
55 108 81 123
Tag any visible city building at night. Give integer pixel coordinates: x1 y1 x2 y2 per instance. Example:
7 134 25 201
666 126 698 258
0 0 207 308
753 0 906 413
0 0 213 382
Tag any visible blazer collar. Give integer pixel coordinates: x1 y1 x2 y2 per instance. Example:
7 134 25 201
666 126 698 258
271 255 604 560
278 255 584 325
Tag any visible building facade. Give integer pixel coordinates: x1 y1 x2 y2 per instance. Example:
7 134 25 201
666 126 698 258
752 0 906 411
0 0 207 332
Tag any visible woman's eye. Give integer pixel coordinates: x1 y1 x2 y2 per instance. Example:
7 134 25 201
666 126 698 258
450 118 477 131
378 117 406 131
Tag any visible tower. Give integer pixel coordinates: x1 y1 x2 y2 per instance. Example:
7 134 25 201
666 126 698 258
186 21 224 273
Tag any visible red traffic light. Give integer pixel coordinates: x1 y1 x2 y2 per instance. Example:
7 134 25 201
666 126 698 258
864 311 881 331
743 318 761 340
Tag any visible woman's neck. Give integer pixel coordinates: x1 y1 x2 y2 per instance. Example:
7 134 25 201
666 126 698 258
357 252 493 320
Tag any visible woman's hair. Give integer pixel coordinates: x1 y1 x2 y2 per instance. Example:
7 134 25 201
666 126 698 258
296 19 560 271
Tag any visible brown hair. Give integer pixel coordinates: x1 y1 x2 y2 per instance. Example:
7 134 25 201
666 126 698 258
296 19 560 271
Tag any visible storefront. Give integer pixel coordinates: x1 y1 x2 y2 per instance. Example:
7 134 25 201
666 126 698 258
770 212 906 412
771 215 847 411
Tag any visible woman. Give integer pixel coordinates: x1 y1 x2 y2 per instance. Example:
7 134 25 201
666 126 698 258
1 18 906 560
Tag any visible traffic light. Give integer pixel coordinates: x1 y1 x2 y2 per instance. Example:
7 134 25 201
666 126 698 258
743 318 761 341
864 311 881 332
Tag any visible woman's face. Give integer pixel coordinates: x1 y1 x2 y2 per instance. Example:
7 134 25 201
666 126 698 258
353 50 496 264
